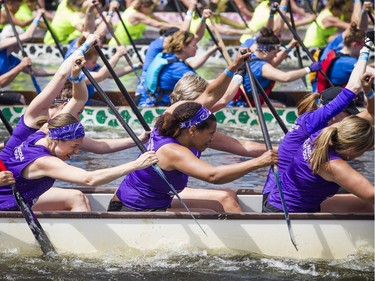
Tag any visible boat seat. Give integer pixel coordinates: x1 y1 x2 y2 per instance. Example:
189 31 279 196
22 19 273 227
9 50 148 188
86 193 263 213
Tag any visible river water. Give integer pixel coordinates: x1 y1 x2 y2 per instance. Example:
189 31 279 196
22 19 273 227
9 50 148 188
0 62 374 280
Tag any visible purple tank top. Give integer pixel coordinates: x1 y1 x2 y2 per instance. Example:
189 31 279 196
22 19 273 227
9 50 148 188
0 131 55 211
117 128 201 211
0 115 37 161
267 130 341 212
263 88 356 195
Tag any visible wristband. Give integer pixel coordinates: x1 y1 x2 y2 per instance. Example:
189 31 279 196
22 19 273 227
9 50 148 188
107 12 113 17
82 42 90 52
359 51 370 61
68 73 86 84
283 45 292 53
269 14 274 19
186 10 193 17
200 17 206 23
279 5 288 12
32 18 40 25
78 43 90 55
304 67 311 74
224 68 234 77
232 74 243 84
365 89 374 99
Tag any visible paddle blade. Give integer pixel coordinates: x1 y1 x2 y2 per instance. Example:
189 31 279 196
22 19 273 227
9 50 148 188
11 184 57 256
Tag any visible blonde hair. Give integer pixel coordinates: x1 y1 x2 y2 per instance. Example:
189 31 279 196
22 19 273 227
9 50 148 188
309 115 374 174
170 74 209 103
297 93 320 116
164 31 194 53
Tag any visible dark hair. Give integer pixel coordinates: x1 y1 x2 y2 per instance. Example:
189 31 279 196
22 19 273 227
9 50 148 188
256 27 280 45
155 102 216 139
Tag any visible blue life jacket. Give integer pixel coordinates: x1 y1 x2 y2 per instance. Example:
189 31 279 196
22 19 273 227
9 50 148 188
145 53 179 94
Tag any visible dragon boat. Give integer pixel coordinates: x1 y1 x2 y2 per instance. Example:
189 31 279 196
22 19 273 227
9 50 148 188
0 188 373 260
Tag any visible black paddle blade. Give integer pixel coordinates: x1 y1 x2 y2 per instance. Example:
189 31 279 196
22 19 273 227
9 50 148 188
12 185 57 256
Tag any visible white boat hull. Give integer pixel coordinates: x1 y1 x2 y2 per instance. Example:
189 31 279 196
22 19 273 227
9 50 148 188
0 193 373 260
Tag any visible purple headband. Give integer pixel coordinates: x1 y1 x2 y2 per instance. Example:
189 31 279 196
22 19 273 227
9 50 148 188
179 106 212 129
256 43 280 52
49 121 85 141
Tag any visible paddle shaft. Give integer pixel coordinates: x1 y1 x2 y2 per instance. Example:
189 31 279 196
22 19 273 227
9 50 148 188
3 1 41 93
93 44 150 131
287 0 307 88
194 8 228 65
276 6 334 88
228 0 249 28
94 5 141 82
250 69 289 134
173 0 185 21
0 160 56 256
81 66 206 235
0 108 13 135
36 2 65 58
208 21 258 118
114 8 144 64
244 57 298 251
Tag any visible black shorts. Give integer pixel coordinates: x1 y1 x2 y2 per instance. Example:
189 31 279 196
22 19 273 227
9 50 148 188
107 199 167 212
262 193 283 213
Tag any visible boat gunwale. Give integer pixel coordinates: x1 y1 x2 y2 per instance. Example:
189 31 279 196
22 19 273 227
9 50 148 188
0 210 372 220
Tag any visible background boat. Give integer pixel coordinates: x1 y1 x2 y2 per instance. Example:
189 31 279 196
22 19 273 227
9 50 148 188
16 41 375 68
0 90 311 130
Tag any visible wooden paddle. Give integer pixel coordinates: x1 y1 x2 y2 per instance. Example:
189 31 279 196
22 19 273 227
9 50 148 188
208 18 259 123
243 52 298 251
80 63 207 236
275 6 334 88
3 0 41 94
114 7 144 64
93 5 141 83
0 160 56 256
